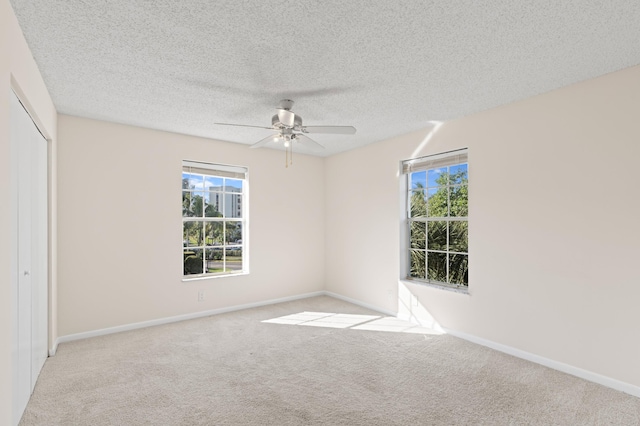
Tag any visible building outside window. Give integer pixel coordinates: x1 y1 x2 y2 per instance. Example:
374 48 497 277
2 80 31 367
182 160 248 278
403 149 468 289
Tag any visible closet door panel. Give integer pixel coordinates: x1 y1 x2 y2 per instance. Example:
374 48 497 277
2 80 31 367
10 91 48 425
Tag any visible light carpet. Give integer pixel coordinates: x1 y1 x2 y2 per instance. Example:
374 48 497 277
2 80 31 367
20 296 640 425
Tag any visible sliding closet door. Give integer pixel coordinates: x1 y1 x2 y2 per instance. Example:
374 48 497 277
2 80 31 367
10 91 48 426
12 91 32 424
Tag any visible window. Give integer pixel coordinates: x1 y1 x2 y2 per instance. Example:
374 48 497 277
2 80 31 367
182 161 248 278
403 149 468 289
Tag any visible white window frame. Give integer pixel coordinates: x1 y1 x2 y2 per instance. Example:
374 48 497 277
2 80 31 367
182 160 248 279
402 148 468 290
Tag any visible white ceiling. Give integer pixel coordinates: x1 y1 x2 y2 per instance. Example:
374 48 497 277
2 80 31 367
9 1 640 156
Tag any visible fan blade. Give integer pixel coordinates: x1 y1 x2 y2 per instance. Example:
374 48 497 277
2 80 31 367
295 134 325 151
215 122 273 130
277 109 296 127
301 126 356 135
250 134 281 149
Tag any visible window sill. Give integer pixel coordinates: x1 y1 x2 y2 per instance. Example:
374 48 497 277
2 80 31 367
401 278 470 295
182 271 249 282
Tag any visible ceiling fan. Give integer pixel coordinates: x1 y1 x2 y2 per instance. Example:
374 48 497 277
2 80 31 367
215 99 356 157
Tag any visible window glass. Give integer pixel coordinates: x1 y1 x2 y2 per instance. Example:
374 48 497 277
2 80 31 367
182 163 247 278
410 171 426 189
405 151 468 289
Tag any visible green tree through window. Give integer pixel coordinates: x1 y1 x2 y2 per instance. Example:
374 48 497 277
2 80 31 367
406 151 468 288
182 161 247 277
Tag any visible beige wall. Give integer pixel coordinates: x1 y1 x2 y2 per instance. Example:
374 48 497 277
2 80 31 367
5 0 640 413
325 65 640 389
1 0 57 422
56 115 325 336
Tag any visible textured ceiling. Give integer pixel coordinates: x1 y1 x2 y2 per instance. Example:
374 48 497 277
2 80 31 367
9 1 640 156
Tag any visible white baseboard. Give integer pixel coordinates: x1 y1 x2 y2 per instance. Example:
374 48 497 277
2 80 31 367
53 291 325 348
49 290 640 399
325 291 640 398
53 290 393 350
443 327 640 399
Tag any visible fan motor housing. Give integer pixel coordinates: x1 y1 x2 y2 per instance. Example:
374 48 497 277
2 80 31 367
272 114 302 128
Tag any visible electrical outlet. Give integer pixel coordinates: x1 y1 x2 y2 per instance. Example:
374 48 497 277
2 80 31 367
198 289 204 302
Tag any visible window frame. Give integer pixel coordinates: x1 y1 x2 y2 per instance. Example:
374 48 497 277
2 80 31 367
403 149 468 291
182 160 248 280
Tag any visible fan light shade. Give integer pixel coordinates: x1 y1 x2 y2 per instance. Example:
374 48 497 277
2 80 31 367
278 109 296 127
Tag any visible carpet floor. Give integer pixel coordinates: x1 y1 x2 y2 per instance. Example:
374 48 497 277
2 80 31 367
20 296 640 425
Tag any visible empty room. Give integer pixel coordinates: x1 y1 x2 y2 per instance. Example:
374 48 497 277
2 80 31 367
2 0 640 424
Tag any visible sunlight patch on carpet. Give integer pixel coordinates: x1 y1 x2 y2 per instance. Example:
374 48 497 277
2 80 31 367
262 312 443 334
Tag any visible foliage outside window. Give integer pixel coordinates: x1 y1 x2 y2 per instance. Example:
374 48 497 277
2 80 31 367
404 149 468 288
182 161 247 278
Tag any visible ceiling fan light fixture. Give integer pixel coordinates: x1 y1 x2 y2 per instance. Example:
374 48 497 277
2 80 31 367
216 99 357 166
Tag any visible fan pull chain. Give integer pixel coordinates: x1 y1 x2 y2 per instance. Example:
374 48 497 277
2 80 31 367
285 141 293 167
